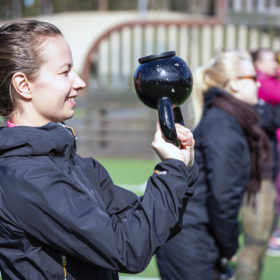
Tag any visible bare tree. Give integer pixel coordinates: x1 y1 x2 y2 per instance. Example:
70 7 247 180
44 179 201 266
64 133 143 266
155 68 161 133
0 0 24 19
171 0 214 15
39 0 53 14
12 0 24 18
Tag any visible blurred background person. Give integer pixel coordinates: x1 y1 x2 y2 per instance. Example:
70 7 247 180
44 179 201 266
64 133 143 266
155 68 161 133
156 51 271 280
251 48 280 257
235 98 280 280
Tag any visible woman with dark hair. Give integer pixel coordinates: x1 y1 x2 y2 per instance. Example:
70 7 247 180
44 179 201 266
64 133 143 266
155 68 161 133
250 48 280 258
0 19 197 280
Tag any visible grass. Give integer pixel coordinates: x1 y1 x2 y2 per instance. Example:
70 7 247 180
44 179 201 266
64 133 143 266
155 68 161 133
98 158 158 187
98 158 280 280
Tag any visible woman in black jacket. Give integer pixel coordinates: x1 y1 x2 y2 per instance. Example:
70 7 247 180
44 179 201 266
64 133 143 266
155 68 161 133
156 51 271 280
0 20 198 280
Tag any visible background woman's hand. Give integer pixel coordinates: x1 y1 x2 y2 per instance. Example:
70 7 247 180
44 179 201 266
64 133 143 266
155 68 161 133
151 123 195 167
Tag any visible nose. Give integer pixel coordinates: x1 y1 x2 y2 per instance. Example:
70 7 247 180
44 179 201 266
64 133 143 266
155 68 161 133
72 71 86 90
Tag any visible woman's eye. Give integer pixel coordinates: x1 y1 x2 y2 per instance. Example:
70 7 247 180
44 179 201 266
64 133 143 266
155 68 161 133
60 68 70 75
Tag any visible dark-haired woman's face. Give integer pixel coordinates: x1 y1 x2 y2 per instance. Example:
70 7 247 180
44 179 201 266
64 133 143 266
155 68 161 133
256 51 279 77
27 35 86 125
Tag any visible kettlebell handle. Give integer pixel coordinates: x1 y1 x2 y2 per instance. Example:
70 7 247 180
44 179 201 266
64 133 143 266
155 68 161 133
173 106 185 126
158 97 185 147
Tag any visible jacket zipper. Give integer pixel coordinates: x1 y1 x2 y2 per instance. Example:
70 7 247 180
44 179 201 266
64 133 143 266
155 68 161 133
62 254 67 280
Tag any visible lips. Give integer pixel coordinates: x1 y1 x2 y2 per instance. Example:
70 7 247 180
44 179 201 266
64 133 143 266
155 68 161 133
66 94 78 100
66 95 77 106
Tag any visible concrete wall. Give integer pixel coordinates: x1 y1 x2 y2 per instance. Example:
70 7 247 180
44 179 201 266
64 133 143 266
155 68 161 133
0 11 192 74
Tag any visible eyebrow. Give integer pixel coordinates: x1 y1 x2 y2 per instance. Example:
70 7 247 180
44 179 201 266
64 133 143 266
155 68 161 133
58 63 72 70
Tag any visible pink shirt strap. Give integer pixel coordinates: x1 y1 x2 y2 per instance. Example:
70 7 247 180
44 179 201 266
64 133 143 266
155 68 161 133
7 120 17 127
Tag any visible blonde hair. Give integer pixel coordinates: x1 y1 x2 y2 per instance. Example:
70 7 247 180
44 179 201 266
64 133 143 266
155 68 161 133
191 51 252 127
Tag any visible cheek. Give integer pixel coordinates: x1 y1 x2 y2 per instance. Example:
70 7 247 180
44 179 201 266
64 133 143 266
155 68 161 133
57 77 72 92
248 87 258 104
32 75 72 103
238 86 257 104
252 84 258 96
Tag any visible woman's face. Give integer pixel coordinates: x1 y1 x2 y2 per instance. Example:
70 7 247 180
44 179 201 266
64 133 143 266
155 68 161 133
256 50 279 77
230 59 259 105
25 35 86 125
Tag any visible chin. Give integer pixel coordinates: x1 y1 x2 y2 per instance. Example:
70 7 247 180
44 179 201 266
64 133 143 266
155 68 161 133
250 99 258 105
59 110 75 122
63 114 74 122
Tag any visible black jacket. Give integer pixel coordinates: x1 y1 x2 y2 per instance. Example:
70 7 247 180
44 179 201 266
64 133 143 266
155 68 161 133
157 87 251 280
0 122 198 280
254 99 280 179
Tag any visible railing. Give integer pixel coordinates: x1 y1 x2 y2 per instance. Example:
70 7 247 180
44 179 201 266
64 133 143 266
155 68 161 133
80 20 280 97
227 0 280 25
228 0 280 13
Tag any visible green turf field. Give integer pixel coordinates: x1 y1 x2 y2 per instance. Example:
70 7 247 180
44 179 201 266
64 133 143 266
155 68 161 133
99 158 280 280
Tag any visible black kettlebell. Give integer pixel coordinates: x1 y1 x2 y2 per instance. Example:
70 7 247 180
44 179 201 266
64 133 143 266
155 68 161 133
134 51 193 146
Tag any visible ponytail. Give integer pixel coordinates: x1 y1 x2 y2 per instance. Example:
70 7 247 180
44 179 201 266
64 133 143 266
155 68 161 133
191 67 209 128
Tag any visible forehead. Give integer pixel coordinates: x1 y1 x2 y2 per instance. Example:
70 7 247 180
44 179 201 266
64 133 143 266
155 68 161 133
239 59 256 75
260 50 275 61
39 35 72 66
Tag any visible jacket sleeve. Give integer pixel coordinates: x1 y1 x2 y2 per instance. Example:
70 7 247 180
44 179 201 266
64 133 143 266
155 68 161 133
271 104 280 129
4 157 197 273
256 102 280 134
202 110 250 259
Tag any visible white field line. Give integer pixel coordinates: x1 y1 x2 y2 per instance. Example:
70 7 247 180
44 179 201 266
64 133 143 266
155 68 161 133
121 183 146 193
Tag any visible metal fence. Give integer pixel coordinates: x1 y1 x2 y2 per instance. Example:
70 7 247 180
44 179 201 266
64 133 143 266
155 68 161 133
228 0 280 13
81 20 280 96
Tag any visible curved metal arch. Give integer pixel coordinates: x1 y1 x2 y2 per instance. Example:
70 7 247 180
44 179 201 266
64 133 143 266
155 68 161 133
80 16 224 96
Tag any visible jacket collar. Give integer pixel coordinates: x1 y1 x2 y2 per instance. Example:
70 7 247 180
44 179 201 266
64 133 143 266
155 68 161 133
204 86 228 109
0 122 76 159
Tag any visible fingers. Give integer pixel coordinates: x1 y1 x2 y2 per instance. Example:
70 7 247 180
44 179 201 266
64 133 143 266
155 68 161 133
151 122 195 167
153 122 195 150
187 146 195 167
175 123 194 148
174 123 195 167
151 122 164 149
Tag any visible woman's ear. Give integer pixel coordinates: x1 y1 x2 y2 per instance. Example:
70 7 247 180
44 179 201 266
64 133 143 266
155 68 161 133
225 78 240 94
11 72 32 100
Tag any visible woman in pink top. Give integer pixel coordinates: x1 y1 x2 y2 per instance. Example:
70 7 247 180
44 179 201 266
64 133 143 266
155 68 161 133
252 48 280 257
